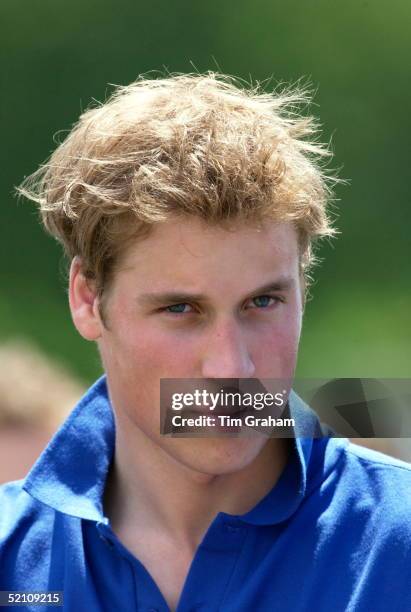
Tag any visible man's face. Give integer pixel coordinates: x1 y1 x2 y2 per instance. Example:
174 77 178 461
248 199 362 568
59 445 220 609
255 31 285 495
87 217 304 475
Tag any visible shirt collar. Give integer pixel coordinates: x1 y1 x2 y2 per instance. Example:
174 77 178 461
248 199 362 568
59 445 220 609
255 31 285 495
23 375 114 522
23 376 322 525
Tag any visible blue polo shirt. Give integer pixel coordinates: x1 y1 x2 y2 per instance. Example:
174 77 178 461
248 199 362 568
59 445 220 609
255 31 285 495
1 375 411 612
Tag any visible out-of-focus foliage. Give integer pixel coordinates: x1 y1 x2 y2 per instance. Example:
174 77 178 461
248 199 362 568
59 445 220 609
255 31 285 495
0 0 410 383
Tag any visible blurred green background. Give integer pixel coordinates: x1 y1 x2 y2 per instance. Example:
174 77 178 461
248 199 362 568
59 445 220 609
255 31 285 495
1 0 410 386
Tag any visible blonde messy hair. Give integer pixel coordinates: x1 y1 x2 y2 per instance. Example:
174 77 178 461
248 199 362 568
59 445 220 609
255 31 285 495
18 72 338 323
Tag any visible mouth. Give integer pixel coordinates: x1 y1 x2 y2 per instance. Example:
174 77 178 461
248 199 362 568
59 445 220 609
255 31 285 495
181 405 252 419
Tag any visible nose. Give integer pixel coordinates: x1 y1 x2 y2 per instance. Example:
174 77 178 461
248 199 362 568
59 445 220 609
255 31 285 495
200 318 256 379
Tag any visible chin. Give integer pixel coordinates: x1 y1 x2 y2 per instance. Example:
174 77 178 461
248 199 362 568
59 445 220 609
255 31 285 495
167 435 267 477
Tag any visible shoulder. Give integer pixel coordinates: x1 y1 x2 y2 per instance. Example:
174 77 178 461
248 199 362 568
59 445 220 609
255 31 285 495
0 479 56 562
323 436 411 480
0 479 47 529
305 438 411 597
324 439 411 538
342 440 411 489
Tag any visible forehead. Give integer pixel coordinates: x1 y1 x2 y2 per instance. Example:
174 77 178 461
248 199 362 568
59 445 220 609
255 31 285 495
118 217 300 287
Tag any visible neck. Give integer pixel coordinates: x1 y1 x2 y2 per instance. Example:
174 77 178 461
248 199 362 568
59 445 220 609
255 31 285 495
104 421 290 550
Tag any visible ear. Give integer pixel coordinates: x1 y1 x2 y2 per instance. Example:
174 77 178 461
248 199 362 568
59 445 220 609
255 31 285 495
69 256 103 341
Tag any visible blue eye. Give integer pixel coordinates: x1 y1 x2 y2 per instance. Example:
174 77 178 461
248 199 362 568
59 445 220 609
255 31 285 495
162 296 282 315
250 295 279 309
164 303 191 314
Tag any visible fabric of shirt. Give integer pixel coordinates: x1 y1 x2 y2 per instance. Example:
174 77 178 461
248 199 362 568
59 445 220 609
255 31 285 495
1 375 411 612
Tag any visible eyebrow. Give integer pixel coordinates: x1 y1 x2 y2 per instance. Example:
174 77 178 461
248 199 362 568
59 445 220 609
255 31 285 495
137 276 296 307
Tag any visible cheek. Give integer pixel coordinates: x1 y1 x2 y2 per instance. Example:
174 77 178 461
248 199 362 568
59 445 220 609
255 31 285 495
115 325 195 378
251 312 302 376
102 328 173 434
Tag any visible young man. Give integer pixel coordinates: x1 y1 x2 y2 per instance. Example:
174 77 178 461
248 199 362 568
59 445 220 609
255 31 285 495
1 74 410 612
